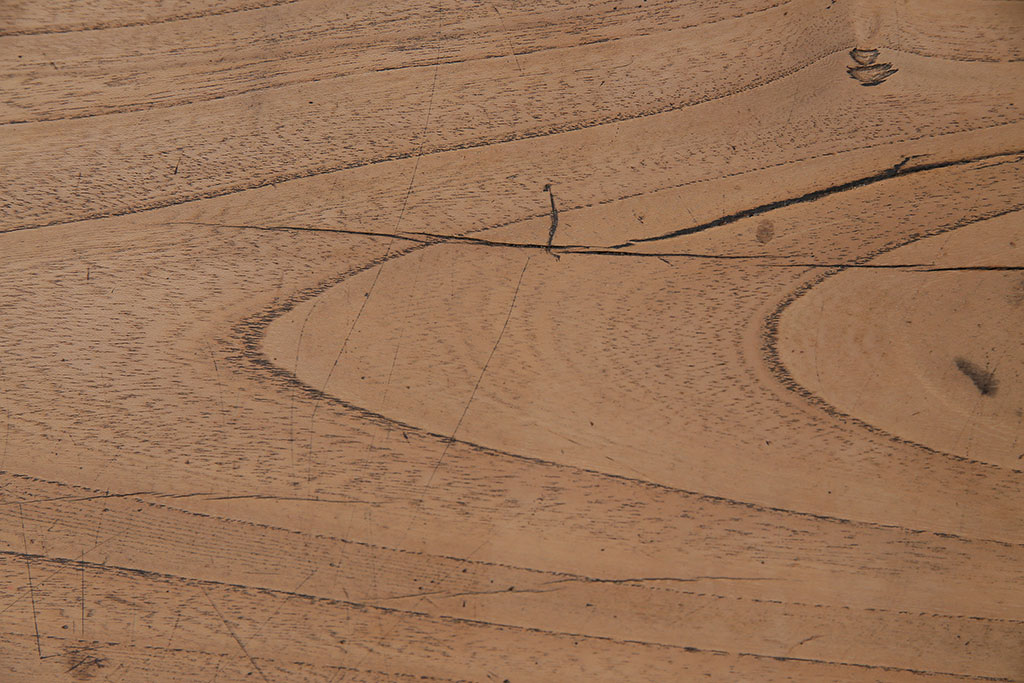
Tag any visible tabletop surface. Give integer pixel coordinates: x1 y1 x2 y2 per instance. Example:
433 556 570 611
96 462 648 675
1 0 1022 680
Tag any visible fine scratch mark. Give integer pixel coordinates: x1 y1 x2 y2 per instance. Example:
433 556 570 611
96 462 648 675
205 341 229 430
365 248 431 458
166 612 181 650
492 4 524 75
289 299 320 469
26 568 43 658
371 584 563 602
202 493 376 505
422 256 531 492
245 568 320 648
304 16 445 487
0 491 156 508
543 575 780 587
0 525 138 619
1 393 8 472
20 504 43 658
80 562 86 638
788 634 823 654
0 364 8 470
200 585 271 683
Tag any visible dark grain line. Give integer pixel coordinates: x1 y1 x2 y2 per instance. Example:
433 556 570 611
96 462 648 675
0 549 1013 680
0 1 793 125
1 43 878 234
0 0 304 37
220 150 1024 547
233 258 1024 551
761 204 1024 476
169 219 1024 271
2 497 1020 626
201 494 377 505
0 491 157 508
0 629 464 682
615 152 1024 247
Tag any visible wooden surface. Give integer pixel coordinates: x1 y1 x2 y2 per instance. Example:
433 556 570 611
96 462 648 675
2 0 1023 680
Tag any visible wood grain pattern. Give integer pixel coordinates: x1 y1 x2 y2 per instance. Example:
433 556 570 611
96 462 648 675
1 0 1022 680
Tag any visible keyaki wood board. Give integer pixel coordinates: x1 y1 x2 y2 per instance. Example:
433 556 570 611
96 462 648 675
1 0 1022 680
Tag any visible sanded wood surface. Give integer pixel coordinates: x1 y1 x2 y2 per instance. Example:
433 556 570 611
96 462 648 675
1 0 1023 680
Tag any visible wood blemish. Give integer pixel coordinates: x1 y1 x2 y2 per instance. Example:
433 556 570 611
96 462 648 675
847 48 897 86
954 357 998 396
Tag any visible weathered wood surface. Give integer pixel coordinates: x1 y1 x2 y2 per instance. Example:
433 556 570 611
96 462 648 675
1 0 1022 680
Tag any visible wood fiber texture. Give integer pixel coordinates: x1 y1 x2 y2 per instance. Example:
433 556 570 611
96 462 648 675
1 0 1023 680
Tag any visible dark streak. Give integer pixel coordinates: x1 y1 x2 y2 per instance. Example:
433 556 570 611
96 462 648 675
544 183 559 257
954 358 998 396
614 151 1024 248
64 644 105 680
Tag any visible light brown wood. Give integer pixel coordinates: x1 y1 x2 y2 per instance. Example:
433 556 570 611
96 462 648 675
1 0 1022 680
